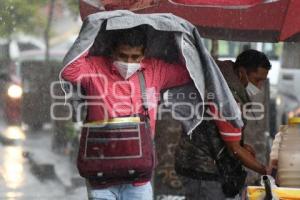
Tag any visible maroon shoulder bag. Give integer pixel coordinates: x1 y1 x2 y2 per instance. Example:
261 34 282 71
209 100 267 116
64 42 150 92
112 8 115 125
77 71 155 188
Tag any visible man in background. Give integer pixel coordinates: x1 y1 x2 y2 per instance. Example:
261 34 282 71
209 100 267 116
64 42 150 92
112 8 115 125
173 49 271 199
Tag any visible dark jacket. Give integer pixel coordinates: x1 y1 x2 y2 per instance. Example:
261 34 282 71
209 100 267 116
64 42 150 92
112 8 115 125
171 60 251 180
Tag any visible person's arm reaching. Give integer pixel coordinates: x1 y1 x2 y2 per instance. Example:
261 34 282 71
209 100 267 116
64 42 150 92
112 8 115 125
225 141 266 174
61 51 91 87
210 105 267 175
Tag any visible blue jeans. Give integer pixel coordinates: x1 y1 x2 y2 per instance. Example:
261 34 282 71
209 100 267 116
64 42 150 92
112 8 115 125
86 182 153 200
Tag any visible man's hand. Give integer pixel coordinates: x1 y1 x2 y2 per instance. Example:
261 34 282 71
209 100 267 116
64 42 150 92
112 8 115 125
225 141 266 174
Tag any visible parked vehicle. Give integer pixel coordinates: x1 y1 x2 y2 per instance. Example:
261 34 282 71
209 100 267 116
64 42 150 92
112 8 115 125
0 74 23 125
16 49 66 130
0 36 46 126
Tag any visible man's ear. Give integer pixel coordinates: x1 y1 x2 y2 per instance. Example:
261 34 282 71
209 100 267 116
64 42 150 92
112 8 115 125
237 67 243 80
238 68 243 80
238 67 249 86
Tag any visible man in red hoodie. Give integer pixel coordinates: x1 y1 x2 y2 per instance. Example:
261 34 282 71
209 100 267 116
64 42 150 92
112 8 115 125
61 26 191 200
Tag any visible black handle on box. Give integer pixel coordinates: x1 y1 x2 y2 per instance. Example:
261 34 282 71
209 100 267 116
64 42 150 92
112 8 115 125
263 175 273 200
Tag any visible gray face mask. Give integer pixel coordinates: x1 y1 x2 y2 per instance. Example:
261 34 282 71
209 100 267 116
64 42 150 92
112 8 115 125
246 82 261 97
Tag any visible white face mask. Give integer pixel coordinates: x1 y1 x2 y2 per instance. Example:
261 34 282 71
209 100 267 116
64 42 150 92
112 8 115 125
246 82 261 97
113 61 141 80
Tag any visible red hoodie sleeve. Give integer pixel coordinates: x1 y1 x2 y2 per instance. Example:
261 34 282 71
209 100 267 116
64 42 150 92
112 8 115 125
61 51 91 87
155 59 191 89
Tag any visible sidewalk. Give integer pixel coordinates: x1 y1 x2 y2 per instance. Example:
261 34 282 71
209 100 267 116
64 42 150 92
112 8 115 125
0 121 87 200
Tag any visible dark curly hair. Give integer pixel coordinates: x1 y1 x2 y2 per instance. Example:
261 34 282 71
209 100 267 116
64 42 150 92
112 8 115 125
89 23 181 64
234 49 271 72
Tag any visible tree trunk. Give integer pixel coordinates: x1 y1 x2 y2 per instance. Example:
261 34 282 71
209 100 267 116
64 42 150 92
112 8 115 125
44 0 56 63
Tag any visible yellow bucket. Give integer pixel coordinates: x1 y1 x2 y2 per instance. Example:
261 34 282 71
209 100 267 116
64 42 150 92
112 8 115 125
247 186 300 200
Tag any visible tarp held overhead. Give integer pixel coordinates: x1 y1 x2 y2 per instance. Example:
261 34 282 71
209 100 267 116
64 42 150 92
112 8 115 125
61 10 244 134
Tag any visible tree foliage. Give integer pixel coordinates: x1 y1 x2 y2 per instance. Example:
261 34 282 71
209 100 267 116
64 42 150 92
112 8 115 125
65 0 80 17
0 0 48 37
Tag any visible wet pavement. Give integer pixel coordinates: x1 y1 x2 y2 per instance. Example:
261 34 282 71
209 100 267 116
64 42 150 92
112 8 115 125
0 116 87 200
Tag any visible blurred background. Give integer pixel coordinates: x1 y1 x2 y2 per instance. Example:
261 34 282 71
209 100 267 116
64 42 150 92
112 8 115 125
0 1 86 199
